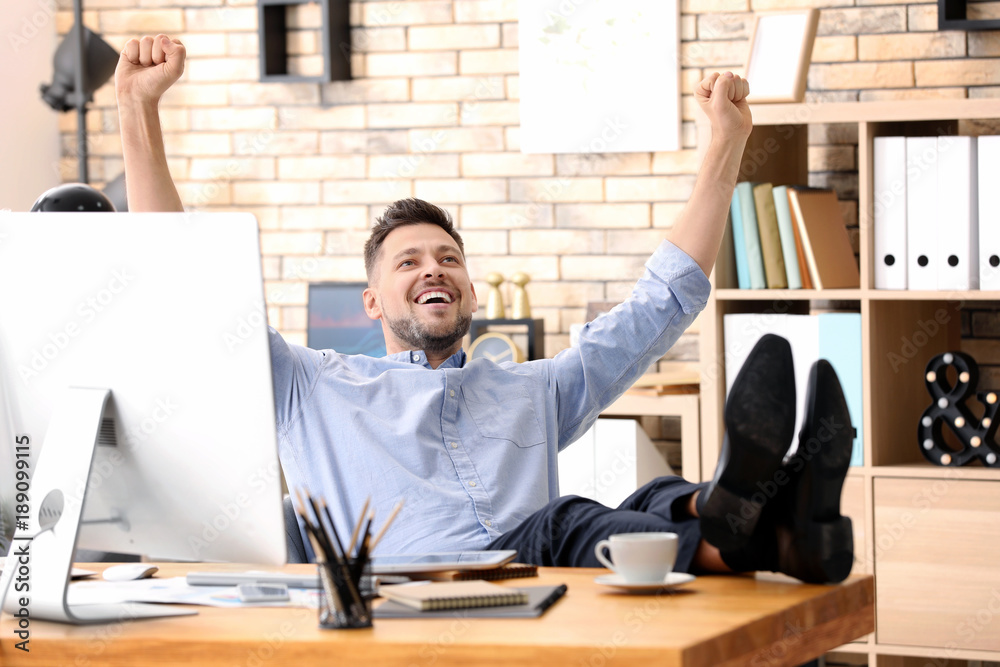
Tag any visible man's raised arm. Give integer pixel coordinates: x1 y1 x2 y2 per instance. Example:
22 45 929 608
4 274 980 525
667 71 753 277
115 34 187 213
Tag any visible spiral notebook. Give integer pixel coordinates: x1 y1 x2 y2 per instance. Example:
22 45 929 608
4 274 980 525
377 580 528 611
422 563 539 582
375 584 567 619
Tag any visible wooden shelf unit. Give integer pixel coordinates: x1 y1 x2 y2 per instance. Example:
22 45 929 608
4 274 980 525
697 98 1000 665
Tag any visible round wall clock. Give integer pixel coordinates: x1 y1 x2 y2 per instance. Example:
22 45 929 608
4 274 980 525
468 332 524 364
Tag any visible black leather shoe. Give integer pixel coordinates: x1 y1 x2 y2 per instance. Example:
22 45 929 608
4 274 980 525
698 333 796 552
720 359 855 583
775 359 855 583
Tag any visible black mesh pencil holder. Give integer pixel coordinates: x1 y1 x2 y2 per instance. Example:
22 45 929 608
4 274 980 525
318 557 373 629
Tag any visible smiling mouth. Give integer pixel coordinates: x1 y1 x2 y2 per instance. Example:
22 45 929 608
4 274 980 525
416 290 454 305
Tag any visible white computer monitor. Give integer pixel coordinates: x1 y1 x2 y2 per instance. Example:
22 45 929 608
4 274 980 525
0 212 286 624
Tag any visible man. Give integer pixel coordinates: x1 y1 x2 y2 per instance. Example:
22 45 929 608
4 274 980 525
115 35 854 583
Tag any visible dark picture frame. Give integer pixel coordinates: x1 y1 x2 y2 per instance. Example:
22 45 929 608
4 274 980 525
307 282 386 357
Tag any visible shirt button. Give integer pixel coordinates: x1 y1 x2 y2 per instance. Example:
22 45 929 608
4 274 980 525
469 481 476 487
450 442 458 449
485 520 492 527
449 389 455 397
413 353 421 361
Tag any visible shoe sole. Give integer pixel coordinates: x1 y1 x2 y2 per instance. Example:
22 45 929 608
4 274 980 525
701 334 796 551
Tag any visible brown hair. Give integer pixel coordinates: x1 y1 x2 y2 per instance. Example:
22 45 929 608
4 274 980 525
364 198 465 283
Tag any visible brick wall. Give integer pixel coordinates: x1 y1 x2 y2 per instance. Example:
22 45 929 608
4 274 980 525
50 0 1000 363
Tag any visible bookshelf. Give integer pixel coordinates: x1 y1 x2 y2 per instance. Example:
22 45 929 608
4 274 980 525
697 98 1000 665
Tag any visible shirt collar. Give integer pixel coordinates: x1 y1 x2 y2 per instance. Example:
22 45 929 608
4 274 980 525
385 349 467 369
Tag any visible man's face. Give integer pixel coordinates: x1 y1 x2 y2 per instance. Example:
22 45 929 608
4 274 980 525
363 223 477 356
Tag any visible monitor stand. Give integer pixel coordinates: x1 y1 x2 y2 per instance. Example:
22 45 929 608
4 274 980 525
0 387 196 624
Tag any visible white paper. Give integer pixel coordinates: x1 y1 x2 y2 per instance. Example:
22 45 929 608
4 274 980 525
746 13 809 101
519 0 680 154
67 576 320 608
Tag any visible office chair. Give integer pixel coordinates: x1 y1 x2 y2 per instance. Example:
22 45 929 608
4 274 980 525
283 494 310 564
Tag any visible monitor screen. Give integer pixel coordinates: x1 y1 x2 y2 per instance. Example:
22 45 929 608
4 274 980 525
0 212 286 621
307 283 386 357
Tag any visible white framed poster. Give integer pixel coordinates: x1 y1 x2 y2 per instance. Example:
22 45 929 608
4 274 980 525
519 0 680 154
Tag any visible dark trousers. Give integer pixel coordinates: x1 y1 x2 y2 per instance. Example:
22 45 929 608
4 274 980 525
488 476 708 573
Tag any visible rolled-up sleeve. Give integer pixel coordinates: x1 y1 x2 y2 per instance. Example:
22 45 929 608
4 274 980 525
644 240 711 315
545 239 711 449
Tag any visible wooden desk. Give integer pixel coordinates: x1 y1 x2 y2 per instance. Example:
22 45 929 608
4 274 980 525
1 563 873 667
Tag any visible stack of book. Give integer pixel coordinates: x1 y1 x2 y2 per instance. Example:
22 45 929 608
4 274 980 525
874 134 995 291
729 182 860 290
723 312 863 466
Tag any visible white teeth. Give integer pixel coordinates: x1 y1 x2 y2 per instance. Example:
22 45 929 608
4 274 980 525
417 291 452 304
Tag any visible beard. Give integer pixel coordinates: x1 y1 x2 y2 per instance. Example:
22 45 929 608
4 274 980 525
384 307 473 356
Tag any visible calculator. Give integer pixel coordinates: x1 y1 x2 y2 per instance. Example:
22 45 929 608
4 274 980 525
237 583 290 603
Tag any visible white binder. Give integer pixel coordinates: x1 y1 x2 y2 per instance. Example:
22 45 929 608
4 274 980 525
979 135 1000 290
936 135 979 291
873 136 907 289
906 137 939 290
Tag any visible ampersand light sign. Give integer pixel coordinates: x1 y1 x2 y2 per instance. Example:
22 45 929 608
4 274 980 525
919 351 1000 467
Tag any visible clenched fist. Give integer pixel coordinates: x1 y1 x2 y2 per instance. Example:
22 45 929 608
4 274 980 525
115 34 186 105
695 71 752 141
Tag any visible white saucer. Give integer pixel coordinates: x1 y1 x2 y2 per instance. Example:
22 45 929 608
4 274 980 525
594 572 696 593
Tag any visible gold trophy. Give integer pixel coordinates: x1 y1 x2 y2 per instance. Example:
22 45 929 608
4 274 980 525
485 272 505 319
510 272 531 319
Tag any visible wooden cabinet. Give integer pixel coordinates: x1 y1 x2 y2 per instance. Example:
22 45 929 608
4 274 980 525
697 98 1000 665
874 477 1000 653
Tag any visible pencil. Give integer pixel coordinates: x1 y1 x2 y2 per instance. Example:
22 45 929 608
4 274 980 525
319 498 348 560
369 499 404 551
296 488 335 563
346 496 371 556
307 491 367 615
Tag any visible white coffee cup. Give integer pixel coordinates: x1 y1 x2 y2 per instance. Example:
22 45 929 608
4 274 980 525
594 532 679 583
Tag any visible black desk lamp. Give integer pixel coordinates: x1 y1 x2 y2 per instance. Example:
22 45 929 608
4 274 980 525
30 183 116 212
39 0 121 201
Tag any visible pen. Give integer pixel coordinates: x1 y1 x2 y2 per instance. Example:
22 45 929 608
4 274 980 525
535 584 568 614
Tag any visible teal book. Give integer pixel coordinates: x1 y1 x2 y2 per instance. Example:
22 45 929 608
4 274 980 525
818 313 863 466
772 185 803 289
735 182 766 289
729 190 750 289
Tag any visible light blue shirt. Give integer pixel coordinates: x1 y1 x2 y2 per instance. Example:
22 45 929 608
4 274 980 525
271 240 710 555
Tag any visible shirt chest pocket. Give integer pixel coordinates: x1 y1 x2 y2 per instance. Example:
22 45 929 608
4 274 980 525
462 382 545 448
